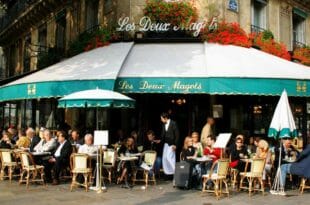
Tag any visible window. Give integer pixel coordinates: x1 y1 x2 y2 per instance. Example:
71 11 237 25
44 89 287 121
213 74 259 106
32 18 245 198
85 0 99 31
293 8 307 48
38 24 47 52
251 0 267 33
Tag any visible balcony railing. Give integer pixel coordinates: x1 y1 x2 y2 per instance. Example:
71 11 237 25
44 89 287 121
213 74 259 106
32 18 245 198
293 30 306 49
251 25 266 33
0 0 39 32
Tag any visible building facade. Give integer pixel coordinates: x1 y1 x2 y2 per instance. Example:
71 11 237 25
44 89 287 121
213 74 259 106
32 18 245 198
0 0 309 145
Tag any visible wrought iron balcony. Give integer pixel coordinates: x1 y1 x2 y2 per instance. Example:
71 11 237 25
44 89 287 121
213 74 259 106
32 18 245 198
0 0 40 32
0 0 68 45
251 25 266 33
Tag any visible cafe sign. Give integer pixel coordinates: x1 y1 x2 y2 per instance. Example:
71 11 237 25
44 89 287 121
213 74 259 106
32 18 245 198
116 16 218 37
117 78 204 93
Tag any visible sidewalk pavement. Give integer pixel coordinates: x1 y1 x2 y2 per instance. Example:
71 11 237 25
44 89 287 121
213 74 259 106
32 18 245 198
0 180 309 205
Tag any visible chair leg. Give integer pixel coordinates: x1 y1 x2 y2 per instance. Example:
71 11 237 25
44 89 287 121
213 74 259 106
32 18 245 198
108 170 112 184
145 172 148 188
8 166 12 183
0 166 6 180
19 169 25 184
248 178 253 197
300 178 305 194
223 179 229 197
83 174 88 192
202 177 207 192
71 173 77 191
26 171 30 189
40 169 45 186
260 178 265 195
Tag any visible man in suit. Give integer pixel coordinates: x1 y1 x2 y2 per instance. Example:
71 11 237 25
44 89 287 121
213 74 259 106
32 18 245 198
27 128 41 152
44 130 72 185
160 112 179 177
280 144 310 194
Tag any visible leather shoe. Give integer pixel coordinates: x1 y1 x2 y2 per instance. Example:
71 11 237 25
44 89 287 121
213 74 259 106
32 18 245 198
52 179 59 185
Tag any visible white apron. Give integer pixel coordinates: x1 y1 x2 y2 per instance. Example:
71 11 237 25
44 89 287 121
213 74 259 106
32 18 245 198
162 143 176 175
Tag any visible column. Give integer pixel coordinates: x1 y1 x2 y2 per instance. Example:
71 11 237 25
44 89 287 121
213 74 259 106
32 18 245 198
47 15 56 48
65 8 72 51
98 0 105 27
238 0 251 33
268 0 280 41
30 27 38 71
79 0 86 32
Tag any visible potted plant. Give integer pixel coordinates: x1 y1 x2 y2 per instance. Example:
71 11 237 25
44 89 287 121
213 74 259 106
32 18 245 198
143 0 198 37
249 32 291 61
292 46 310 66
200 21 252 48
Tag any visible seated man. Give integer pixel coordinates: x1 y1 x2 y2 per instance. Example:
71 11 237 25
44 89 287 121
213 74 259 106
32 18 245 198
280 144 310 194
43 131 72 185
78 134 97 155
34 129 57 153
143 130 162 175
27 127 41 152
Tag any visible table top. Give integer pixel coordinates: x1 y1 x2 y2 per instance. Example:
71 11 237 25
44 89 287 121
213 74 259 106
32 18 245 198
31 152 51 156
118 156 138 161
283 158 296 163
193 156 212 162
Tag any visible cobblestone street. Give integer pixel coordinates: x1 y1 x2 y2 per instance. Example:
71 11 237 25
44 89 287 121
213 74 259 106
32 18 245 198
0 180 309 205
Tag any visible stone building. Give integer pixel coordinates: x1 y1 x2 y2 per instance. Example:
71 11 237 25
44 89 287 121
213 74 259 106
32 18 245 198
0 0 309 145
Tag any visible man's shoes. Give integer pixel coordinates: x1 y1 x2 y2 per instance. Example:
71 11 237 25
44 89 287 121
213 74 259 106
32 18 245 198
52 179 59 185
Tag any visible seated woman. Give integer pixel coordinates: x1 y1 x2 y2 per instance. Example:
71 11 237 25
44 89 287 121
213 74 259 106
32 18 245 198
117 136 138 188
180 136 197 161
16 128 30 149
229 135 248 172
255 139 272 183
181 136 204 189
0 131 15 149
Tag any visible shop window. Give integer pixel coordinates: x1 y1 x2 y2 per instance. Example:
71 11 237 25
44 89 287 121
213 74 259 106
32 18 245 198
85 0 99 31
4 103 17 128
293 8 306 48
0 105 3 128
251 0 267 33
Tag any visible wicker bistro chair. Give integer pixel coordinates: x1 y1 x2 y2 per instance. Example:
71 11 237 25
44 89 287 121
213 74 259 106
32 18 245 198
299 178 310 194
102 149 116 184
0 149 20 183
70 153 92 192
132 150 157 188
202 159 230 200
239 158 266 196
19 151 45 188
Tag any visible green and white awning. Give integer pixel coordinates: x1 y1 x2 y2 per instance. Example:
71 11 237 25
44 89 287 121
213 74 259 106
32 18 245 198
58 89 135 108
116 43 310 96
1 42 310 101
0 42 133 102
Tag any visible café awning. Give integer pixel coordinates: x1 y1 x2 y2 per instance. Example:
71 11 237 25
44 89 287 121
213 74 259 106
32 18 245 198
116 42 310 96
0 42 133 102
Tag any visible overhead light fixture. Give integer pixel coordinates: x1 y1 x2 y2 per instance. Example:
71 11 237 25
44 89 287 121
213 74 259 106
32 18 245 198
253 105 262 114
171 98 186 106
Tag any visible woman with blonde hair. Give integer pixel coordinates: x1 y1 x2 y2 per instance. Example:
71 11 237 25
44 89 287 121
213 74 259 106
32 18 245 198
181 136 197 161
255 139 272 182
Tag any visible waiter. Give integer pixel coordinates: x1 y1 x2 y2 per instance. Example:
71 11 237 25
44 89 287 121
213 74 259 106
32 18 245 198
160 112 180 178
